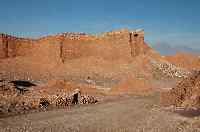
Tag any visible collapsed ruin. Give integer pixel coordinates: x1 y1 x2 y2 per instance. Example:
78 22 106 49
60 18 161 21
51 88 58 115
0 34 35 59
0 79 99 116
0 28 156 85
1 28 199 116
161 71 200 108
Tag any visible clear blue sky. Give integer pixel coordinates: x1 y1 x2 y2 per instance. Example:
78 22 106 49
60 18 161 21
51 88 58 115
0 0 199 48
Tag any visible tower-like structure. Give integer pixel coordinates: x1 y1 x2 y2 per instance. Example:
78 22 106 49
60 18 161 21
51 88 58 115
129 29 144 57
0 34 9 58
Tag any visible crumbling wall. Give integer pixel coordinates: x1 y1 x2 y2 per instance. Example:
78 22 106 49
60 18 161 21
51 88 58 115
14 39 35 57
0 29 149 62
0 34 10 58
96 29 132 60
37 33 93 62
0 34 35 59
30 38 61 64
60 29 147 62
129 29 146 57
161 71 200 108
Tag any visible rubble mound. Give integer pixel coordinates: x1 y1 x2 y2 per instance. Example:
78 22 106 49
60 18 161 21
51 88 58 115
110 76 152 95
0 79 102 116
150 59 190 79
161 71 200 107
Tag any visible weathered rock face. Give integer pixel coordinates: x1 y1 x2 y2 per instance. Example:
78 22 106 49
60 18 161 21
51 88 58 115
0 29 148 62
0 34 35 59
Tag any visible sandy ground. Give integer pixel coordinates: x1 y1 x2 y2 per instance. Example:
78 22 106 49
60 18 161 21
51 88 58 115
0 93 200 132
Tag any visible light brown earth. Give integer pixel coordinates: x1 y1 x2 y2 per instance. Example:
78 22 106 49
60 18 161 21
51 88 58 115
1 93 200 132
164 52 200 70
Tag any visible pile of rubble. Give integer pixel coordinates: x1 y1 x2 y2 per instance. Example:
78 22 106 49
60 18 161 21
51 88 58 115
150 59 190 79
0 79 99 116
39 32 89 41
0 94 38 116
0 89 98 116
161 71 200 108
38 90 98 109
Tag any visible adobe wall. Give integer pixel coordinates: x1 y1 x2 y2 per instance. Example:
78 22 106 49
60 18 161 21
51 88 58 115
60 29 146 61
95 29 132 60
0 29 147 62
32 38 61 63
0 34 6 58
129 29 145 57
0 34 35 59
33 33 92 63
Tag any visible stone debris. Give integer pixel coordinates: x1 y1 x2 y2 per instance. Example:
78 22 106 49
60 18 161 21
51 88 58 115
0 79 99 116
150 59 190 79
39 32 88 41
161 71 200 108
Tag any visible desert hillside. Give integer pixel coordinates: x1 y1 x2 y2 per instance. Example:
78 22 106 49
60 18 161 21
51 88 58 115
164 52 200 70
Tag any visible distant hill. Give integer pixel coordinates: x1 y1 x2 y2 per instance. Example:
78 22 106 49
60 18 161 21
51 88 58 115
151 43 200 55
164 52 200 70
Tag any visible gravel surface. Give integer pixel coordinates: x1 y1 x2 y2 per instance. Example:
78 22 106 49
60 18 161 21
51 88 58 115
0 94 200 132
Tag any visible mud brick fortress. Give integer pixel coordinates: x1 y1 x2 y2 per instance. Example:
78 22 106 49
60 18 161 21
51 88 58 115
0 29 149 62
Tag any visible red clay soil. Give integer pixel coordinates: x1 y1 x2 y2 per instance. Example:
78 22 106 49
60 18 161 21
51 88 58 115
164 52 200 70
110 76 152 95
161 71 200 107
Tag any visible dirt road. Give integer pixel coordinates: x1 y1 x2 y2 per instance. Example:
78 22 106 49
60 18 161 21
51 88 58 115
0 94 199 132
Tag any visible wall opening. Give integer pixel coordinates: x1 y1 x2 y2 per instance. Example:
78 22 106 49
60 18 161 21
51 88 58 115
72 93 79 104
